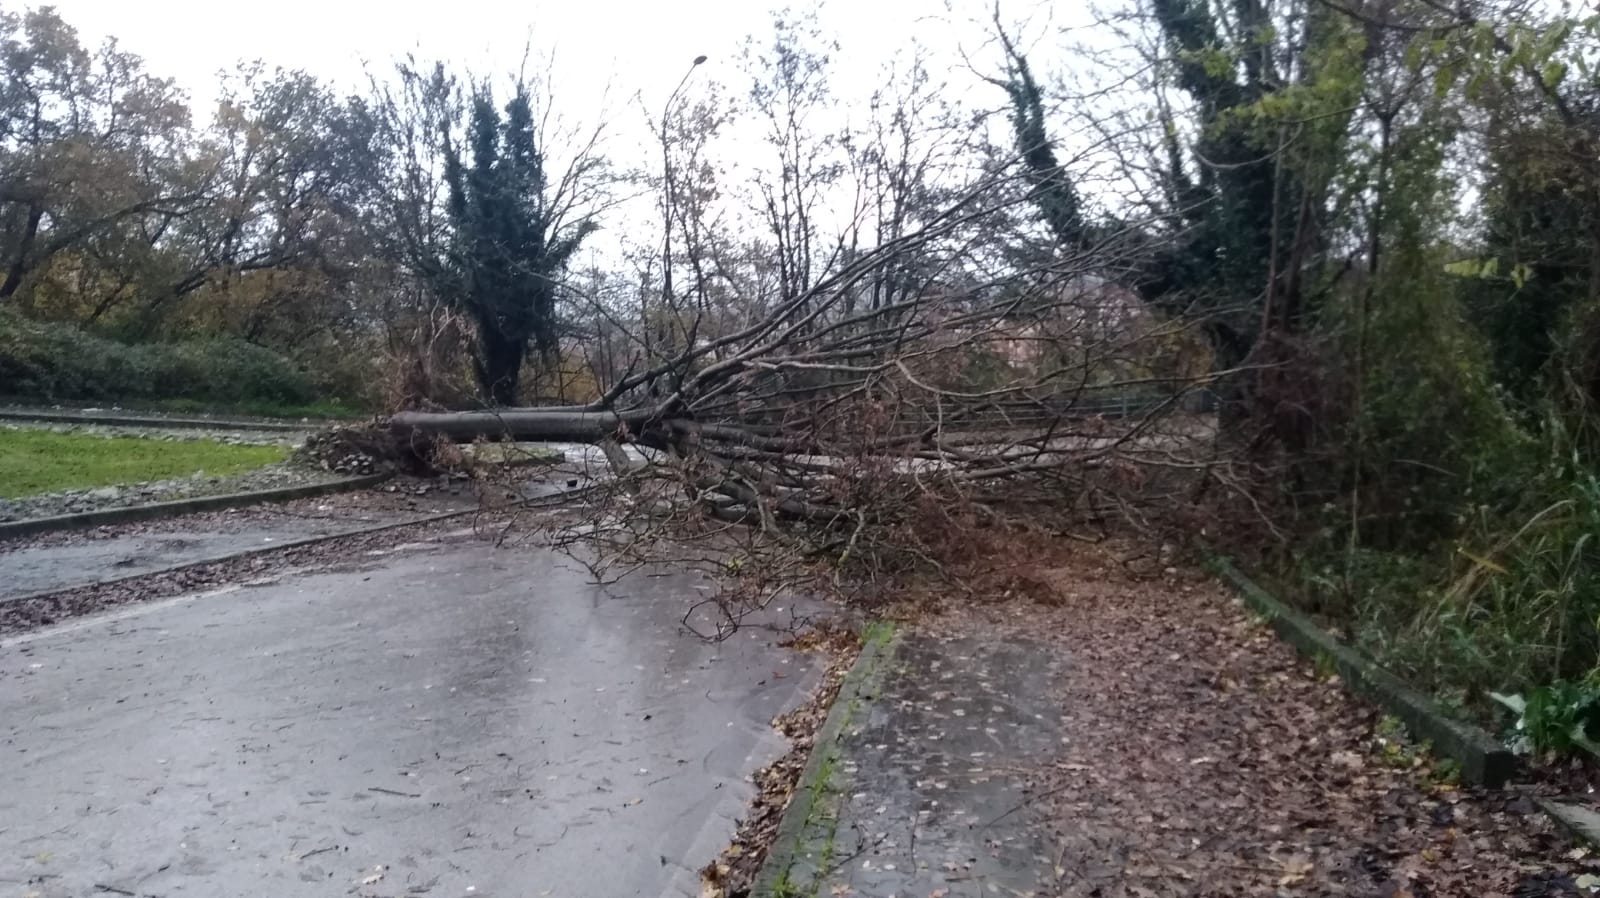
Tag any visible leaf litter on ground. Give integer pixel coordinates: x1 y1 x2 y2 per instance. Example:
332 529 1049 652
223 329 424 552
914 534 1600 897
699 622 862 898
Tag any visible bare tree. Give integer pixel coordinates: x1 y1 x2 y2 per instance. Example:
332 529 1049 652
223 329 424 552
390 158 1226 634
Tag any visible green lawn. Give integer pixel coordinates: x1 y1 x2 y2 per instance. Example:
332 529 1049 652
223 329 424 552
0 430 287 498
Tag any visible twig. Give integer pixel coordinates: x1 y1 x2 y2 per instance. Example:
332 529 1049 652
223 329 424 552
981 780 1078 829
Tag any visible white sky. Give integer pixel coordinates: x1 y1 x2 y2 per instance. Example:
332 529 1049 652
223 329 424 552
39 0 1118 266
50 0 1062 120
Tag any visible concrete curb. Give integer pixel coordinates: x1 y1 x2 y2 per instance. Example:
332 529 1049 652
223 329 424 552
0 482 602 609
0 473 392 540
0 502 481 608
1211 558 1517 788
1538 797 1600 850
0 408 322 432
753 622 898 898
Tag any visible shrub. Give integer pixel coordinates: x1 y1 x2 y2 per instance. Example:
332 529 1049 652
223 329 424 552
0 311 317 406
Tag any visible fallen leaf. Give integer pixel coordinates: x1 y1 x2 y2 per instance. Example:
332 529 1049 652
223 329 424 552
1278 857 1313 886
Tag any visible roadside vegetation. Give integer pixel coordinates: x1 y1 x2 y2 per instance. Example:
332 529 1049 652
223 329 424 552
0 312 363 412
0 429 286 498
120 397 365 421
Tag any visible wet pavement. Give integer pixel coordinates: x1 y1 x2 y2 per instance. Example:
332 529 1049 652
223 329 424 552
802 635 1066 896
0 509 423 598
0 534 819 897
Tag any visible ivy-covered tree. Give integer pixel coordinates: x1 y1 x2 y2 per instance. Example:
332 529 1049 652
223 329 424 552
995 1 1348 375
988 26 1089 254
1140 0 1318 370
442 84 598 406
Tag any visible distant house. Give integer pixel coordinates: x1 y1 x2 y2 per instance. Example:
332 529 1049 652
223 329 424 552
913 277 1212 390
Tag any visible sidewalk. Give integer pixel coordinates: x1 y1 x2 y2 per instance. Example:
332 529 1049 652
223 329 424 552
754 543 1599 897
758 632 1068 896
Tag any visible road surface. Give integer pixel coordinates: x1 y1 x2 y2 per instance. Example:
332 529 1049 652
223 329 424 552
0 530 817 897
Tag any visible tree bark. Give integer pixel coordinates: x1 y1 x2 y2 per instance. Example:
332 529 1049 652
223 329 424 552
389 407 656 443
0 202 44 300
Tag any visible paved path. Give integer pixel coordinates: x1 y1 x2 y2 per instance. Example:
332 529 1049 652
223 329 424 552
0 534 817 897
772 634 1066 897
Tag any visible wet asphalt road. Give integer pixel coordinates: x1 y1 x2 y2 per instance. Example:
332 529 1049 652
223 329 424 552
0 532 818 897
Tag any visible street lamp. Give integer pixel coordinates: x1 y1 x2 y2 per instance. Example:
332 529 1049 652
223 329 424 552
661 54 706 311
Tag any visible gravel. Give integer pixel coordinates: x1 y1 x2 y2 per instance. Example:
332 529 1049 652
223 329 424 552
0 419 306 446
0 456 348 522
0 480 479 552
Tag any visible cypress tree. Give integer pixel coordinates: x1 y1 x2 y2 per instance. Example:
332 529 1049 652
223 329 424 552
443 83 597 406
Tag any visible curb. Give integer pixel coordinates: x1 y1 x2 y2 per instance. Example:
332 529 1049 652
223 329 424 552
1538 797 1600 850
0 473 392 540
752 622 898 898
1211 558 1517 788
0 409 321 432
0 503 479 609
0 481 601 609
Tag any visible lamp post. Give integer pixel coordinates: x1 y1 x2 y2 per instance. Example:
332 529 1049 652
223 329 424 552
661 54 707 312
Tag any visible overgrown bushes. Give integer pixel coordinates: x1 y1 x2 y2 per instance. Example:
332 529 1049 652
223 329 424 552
0 312 320 407
1273 266 1600 736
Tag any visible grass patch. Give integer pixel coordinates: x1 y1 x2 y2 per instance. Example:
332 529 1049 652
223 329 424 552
0 430 286 498
762 621 898 898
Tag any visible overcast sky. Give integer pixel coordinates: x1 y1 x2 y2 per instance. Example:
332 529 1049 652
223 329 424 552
47 0 1077 118
39 0 1113 264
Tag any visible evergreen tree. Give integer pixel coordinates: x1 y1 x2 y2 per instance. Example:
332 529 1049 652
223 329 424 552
442 84 597 406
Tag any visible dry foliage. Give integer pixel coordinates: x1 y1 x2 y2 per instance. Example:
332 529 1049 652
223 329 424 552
387 170 1261 634
924 540 1597 897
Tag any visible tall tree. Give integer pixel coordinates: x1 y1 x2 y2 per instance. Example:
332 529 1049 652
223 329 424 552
987 24 1090 254
1141 0 1306 368
0 7 194 304
442 84 598 406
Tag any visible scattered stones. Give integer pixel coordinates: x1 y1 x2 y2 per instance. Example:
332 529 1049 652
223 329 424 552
296 427 388 475
0 459 346 523
1 482 478 554
0 420 305 447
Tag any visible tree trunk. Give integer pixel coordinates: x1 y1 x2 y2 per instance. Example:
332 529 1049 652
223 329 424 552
476 329 526 406
389 407 656 443
0 202 44 300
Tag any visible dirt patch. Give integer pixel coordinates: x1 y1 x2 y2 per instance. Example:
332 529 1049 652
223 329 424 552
701 623 863 898
925 538 1597 897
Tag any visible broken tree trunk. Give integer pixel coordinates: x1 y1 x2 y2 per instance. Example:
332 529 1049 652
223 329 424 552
388 407 656 444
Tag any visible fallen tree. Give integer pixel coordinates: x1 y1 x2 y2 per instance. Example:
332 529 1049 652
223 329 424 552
379 169 1238 634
